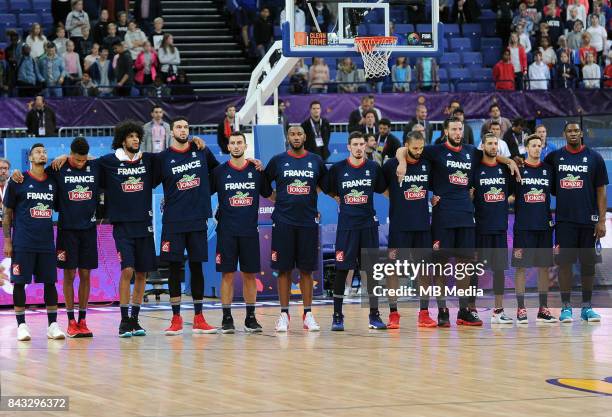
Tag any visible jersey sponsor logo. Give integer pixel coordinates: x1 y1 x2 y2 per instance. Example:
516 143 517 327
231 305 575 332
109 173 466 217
513 248 523 259
479 177 506 186
521 177 549 186
171 160 202 175
215 253 221 264
57 250 66 262
30 202 52 218
342 179 371 189
448 170 469 186
558 164 587 173
68 185 93 201
524 188 546 203
161 241 170 253
560 174 583 189
12 264 20 276
344 189 368 204
117 166 146 176
26 192 53 201
64 175 95 184
484 187 505 202
176 173 200 191
283 169 314 178
121 176 144 192
229 191 254 207
271 250 278 262
404 185 426 200
287 179 311 195
335 250 344 262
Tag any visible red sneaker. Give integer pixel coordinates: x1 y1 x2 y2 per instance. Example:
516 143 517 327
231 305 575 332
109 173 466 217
164 315 183 336
66 319 82 338
78 319 93 337
387 311 401 329
192 313 217 334
417 310 437 328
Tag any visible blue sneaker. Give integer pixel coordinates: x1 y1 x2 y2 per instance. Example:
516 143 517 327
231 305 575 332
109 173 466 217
581 307 601 322
559 307 573 323
331 313 344 331
368 311 387 330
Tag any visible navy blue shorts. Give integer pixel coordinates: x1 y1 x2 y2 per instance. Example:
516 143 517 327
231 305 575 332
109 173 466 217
114 235 157 272
11 251 57 284
271 221 319 272
335 226 379 270
476 232 509 271
512 229 553 268
554 222 600 274
431 221 476 261
160 228 208 263
216 232 260 273
56 227 98 270
387 229 432 262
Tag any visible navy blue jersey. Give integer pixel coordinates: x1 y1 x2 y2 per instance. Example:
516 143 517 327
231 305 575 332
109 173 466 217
98 152 155 225
154 144 219 233
212 160 272 236
4 172 56 252
423 142 480 227
264 151 327 228
48 159 100 230
383 157 431 231
544 146 609 225
472 161 514 233
514 161 553 231
326 158 387 230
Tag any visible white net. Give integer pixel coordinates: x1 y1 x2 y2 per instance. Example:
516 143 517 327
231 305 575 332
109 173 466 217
355 36 397 79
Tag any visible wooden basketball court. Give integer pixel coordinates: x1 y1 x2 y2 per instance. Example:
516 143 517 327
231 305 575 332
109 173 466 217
1 303 611 417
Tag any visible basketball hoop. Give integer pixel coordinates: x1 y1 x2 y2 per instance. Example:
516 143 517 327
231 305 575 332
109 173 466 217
354 36 397 79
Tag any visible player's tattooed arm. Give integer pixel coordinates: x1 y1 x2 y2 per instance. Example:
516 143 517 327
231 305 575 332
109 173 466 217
191 136 206 150
595 185 607 238
246 158 264 172
495 155 521 181
3 207 13 257
395 147 407 183
11 169 24 183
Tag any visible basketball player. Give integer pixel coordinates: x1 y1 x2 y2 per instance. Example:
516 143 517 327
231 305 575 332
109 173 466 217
472 133 514 324
396 117 520 326
512 134 557 324
326 131 388 331
154 116 219 336
212 131 272 333
3 144 65 341
382 131 436 328
544 122 608 322
265 125 327 332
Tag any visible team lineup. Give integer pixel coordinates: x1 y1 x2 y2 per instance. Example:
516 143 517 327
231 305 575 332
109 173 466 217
2 114 608 341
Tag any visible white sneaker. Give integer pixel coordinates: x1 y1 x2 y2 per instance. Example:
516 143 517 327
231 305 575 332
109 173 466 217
17 323 31 341
275 312 290 332
47 322 66 340
491 310 514 325
344 287 350 297
302 312 320 332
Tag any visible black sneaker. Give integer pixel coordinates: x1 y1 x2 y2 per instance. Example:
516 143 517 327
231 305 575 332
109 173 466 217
244 315 263 333
437 308 450 327
221 316 235 334
118 319 132 338
536 307 558 323
456 308 483 326
130 317 147 336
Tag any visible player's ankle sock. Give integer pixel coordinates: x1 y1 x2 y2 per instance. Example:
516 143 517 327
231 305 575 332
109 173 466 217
222 305 232 318
47 310 57 325
78 309 86 321
582 290 592 307
193 300 203 315
66 309 75 321
516 294 525 309
333 295 343 315
281 307 289 315
561 292 571 307
16 311 25 326
494 308 504 314
389 302 398 313
538 292 548 308
459 297 469 309
171 301 180 316
419 298 429 310
303 306 311 315
246 304 255 316
120 304 130 320
130 304 140 320
436 297 447 309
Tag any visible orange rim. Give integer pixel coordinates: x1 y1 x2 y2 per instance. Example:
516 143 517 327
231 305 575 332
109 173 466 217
354 36 398 53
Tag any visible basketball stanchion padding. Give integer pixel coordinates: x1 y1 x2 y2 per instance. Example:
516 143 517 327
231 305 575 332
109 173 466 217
354 36 398 79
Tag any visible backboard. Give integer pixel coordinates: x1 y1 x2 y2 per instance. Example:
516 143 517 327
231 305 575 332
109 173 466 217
281 0 444 58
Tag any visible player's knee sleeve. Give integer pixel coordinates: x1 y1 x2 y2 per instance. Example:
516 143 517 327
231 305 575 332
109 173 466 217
493 270 505 296
13 284 26 308
189 261 204 300
168 262 182 298
44 283 58 306
334 270 348 296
